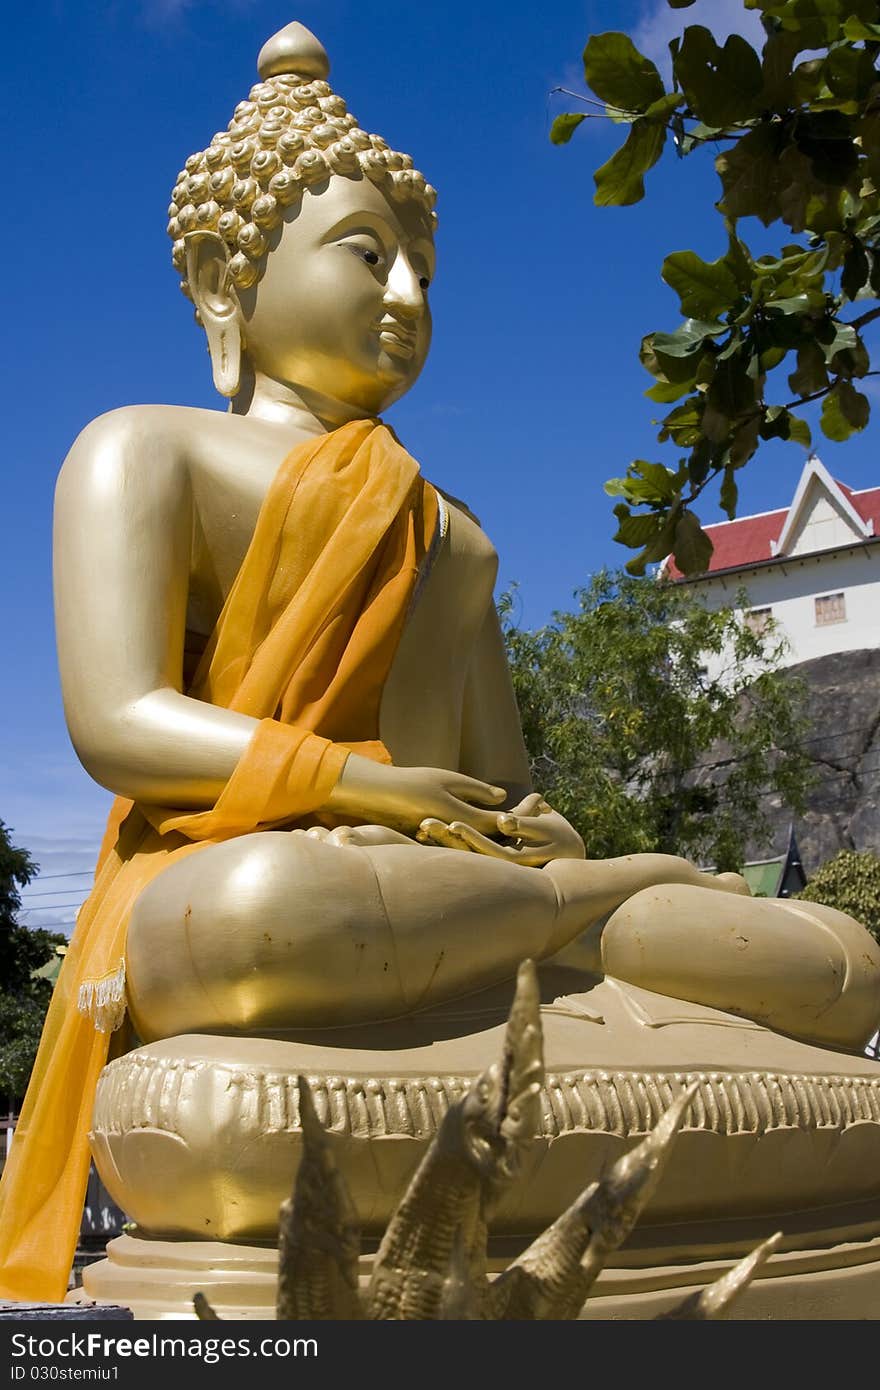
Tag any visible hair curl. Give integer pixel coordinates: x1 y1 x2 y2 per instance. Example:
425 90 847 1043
167 75 437 300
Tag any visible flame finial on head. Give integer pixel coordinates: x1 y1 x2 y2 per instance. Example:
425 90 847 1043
257 21 330 82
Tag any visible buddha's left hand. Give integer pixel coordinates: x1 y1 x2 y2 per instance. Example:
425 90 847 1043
418 792 585 866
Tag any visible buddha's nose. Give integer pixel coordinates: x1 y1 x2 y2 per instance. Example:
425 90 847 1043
384 252 424 320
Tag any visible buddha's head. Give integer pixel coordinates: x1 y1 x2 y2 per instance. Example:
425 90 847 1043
168 22 437 415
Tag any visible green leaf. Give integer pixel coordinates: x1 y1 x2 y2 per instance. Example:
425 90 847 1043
624 511 681 576
550 113 587 145
720 468 738 520
820 381 870 441
646 93 685 122
630 460 680 501
673 26 764 129
659 400 703 447
672 510 714 576
613 511 668 549
794 110 859 188
764 0 875 49
760 405 793 440
607 460 682 505
843 17 880 40
832 337 871 380
708 355 757 419
837 379 870 429
729 415 761 468
788 340 829 396
724 226 756 290
760 30 802 108
818 319 858 367
645 377 693 403
583 32 666 113
759 344 788 370
764 292 820 315
824 43 877 102
787 414 812 448
594 118 666 206
651 318 725 357
842 240 870 301
718 124 787 225
662 250 742 319
776 145 847 237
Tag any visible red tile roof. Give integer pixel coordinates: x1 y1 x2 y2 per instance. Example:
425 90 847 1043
665 484 880 579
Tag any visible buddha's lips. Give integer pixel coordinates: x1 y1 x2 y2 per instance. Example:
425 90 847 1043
378 323 417 358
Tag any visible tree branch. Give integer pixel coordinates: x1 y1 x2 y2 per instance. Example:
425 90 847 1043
849 304 880 332
780 371 880 413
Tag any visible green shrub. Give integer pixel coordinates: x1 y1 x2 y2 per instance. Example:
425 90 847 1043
797 851 880 946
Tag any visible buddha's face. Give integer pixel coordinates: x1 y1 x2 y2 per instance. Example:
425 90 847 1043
239 174 435 413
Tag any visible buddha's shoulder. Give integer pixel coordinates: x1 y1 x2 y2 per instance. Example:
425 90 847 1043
56 404 257 500
61 404 231 465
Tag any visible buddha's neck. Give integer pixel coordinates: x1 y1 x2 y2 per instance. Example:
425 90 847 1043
232 371 372 436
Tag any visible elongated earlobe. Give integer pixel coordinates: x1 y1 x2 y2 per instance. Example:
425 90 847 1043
185 233 245 400
213 325 242 398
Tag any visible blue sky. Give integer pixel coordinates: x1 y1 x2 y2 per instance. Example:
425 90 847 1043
3 0 878 931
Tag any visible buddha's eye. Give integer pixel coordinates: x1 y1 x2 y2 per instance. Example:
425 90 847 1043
419 275 430 291
344 241 384 268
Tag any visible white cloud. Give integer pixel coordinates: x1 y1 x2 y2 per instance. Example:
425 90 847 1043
633 0 766 79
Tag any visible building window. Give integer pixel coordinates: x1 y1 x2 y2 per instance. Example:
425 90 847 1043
815 592 846 625
744 606 772 636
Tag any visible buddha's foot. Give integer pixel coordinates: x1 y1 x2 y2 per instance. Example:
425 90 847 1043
293 824 419 848
600 884 880 1050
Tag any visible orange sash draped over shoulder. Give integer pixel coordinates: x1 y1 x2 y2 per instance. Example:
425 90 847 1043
0 419 438 1301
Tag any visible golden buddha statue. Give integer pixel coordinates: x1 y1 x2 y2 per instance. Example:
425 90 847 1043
3 21 880 1319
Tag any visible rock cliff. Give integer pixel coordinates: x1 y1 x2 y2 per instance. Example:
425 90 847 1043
755 648 880 873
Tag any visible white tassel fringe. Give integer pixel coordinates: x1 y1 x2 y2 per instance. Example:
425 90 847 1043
78 958 127 1033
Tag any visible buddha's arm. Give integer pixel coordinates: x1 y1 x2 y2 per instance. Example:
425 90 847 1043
458 603 532 802
54 409 258 807
54 410 508 832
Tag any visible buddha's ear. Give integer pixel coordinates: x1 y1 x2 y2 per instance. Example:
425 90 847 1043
185 232 244 399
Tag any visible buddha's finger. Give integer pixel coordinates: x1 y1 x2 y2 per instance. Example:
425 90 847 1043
449 777 508 806
506 793 546 820
450 822 547 866
496 814 553 844
417 818 474 852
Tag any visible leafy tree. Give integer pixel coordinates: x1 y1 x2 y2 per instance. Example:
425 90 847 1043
501 571 811 871
0 821 65 1104
797 848 880 941
552 0 880 576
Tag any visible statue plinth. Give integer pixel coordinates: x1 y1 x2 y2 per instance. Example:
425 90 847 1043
75 974 880 1318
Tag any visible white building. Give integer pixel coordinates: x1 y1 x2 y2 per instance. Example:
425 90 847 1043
661 457 880 666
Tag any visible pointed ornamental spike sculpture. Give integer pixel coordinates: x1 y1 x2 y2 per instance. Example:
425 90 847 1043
367 958 544 1320
486 1082 701 1320
658 1232 784 1320
274 1076 362 1320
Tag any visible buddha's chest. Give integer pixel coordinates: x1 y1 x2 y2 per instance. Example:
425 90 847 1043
378 496 499 764
183 449 498 727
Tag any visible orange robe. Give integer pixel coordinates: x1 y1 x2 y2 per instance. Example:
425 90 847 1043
0 418 438 1300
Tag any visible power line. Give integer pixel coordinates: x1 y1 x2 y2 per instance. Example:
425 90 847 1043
19 901 87 913
19 888 92 901
24 871 93 882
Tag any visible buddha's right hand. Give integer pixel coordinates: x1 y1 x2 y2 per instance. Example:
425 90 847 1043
322 753 507 837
